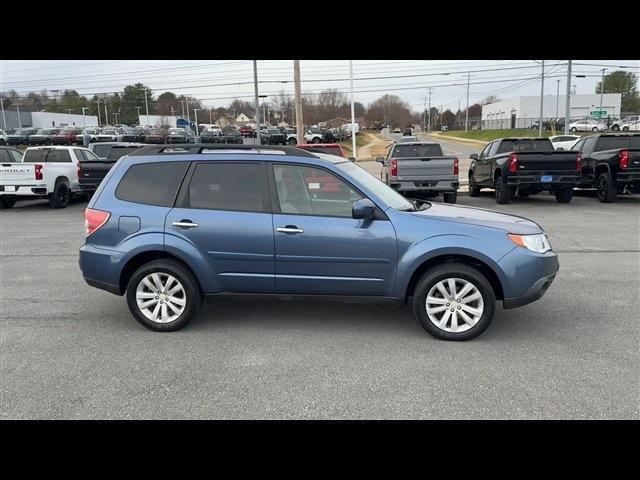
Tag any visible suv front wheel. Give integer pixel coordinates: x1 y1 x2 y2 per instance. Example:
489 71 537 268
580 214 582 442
412 263 496 341
126 259 203 332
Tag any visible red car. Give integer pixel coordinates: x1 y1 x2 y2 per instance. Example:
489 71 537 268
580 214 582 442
239 126 255 138
52 126 83 145
294 143 351 194
294 143 347 158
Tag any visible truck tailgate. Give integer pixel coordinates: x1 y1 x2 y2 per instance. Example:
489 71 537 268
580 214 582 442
0 163 36 184
79 161 115 184
396 156 455 179
516 151 578 171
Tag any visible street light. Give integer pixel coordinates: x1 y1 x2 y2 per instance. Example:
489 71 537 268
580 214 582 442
599 68 607 116
193 108 201 138
82 107 90 127
259 95 267 128
135 106 142 124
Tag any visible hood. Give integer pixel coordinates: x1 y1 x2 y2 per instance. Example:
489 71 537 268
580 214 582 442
410 202 543 235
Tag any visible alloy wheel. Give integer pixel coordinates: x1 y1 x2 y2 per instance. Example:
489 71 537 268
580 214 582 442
425 277 484 333
136 273 186 323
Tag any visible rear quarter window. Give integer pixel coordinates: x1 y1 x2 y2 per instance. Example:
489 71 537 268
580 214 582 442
115 161 189 207
595 136 640 151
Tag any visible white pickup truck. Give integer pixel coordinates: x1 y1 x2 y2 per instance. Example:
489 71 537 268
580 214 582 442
0 146 93 209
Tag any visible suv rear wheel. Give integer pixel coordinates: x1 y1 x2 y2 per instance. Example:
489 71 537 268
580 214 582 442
126 259 203 332
412 263 496 341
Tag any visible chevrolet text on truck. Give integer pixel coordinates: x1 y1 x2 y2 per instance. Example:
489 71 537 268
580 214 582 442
79 143 559 341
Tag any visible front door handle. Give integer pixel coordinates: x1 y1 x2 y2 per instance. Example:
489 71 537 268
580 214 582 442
276 226 304 234
172 220 199 229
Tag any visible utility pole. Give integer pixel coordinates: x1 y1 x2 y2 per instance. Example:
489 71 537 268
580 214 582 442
564 60 572 134
186 97 190 121
135 106 142 124
427 87 433 132
112 112 119 124
465 72 470 132
82 107 89 127
144 89 149 126
349 60 356 158
294 60 304 146
180 101 185 117
96 99 102 126
104 103 108 126
209 108 213 125
194 109 200 136
538 60 545 137
599 68 607 115
0 98 6 130
253 60 262 145
555 79 561 120
17 104 22 128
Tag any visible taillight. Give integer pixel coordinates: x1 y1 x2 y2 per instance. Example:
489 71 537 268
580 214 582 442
619 150 629 169
34 164 43 181
508 153 518 173
77 163 82 179
391 158 398 176
85 208 110 236
453 157 459 175
576 153 583 172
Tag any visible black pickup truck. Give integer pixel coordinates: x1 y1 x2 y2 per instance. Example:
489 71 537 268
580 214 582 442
79 142 146 199
469 137 582 204
571 133 640 202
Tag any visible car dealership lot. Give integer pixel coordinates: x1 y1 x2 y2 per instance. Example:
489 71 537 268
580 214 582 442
1 192 638 419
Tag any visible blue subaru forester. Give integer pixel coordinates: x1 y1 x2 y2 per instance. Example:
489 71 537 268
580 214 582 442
79 144 559 340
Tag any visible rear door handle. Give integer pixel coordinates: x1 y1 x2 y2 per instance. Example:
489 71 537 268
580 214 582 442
276 226 304 234
172 220 199 228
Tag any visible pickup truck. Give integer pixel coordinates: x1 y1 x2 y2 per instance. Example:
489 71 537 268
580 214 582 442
376 140 459 203
79 142 146 199
52 127 83 145
571 133 640 202
260 128 287 145
468 137 582 204
0 146 89 208
239 126 256 138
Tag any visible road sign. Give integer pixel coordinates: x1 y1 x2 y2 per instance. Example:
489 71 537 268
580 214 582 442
590 110 607 118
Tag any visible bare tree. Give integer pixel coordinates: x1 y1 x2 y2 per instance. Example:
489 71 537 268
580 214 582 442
365 94 412 128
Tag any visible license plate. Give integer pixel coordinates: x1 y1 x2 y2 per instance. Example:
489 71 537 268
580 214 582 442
5 186 16 192
541 175 553 183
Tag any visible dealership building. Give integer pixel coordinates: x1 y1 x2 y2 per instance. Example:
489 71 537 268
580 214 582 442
1 111 98 130
481 94 622 129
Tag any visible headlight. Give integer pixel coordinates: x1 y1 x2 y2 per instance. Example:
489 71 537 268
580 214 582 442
508 233 552 253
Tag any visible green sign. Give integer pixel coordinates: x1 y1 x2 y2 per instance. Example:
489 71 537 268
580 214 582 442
590 110 607 117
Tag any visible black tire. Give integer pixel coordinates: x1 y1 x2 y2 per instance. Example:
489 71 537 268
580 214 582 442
0 139 5 146
311 137 321 144
1 195 16 208
555 187 573 203
622 127 629 132
411 262 496 341
126 259 203 332
570 127 577 132
468 172 481 197
495 175 510 204
612 125 620 131
48 181 70 209
592 127 598 132
596 171 617 203
288 138 296 145
443 191 457 204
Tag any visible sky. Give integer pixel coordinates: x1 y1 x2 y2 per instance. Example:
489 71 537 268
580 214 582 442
1 60 638 112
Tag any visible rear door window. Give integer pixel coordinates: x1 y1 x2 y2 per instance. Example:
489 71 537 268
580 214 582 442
186 163 266 212
116 162 189 206
48 149 72 163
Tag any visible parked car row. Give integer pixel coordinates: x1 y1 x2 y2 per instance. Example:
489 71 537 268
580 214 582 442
468 134 640 204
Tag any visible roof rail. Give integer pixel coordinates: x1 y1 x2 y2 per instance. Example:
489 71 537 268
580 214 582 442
129 143 318 157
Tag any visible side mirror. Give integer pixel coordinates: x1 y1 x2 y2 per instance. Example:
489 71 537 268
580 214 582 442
352 198 376 220
375 156 385 163
470 153 478 160
348 157 356 162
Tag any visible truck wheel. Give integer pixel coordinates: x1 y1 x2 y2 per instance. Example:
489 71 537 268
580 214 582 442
412 262 496 341
312 137 321 144
288 138 296 145
443 191 457 204
126 259 203 332
468 172 481 197
1 195 16 209
555 187 573 203
596 171 617 203
495 176 510 204
49 181 70 209
570 127 577 132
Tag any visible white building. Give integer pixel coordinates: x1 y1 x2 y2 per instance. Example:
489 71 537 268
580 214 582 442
138 114 179 128
31 112 99 128
481 94 622 129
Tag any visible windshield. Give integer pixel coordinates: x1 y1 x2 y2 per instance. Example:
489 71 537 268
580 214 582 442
595 135 640 151
335 161 415 211
102 129 117 134
169 128 184 134
393 144 443 157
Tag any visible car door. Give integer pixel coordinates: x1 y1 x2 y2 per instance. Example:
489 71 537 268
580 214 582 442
166 161 276 294
269 163 397 296
475 141 494 184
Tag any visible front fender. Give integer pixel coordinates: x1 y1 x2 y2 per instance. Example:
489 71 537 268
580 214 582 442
394 233 514 298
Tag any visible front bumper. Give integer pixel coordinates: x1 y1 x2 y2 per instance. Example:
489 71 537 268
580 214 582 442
498 247 559 309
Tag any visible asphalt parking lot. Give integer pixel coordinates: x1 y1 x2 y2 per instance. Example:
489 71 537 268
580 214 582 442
1 190 638 419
